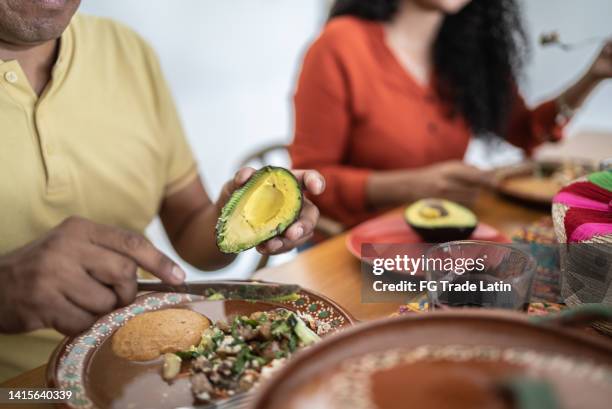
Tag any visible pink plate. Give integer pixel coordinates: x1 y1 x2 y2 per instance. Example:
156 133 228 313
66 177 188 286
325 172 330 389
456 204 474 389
346 212 511 261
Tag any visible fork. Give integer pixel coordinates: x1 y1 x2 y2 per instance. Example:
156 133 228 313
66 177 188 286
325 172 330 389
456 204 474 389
540 32 608 51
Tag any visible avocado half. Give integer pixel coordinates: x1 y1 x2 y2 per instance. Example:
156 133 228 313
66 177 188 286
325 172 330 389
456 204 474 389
216 166 303 253
404 198 477 243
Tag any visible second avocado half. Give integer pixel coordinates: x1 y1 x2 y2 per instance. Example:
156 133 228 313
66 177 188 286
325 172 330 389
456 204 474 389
404 198 477 242
216 166 303 253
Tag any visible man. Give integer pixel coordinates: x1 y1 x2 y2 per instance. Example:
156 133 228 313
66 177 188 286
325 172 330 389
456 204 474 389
0 0 324 379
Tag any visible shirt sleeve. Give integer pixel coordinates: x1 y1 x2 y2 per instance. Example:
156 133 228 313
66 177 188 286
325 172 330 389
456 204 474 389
504 88 567 156
141 43 198 197
289 33 372 228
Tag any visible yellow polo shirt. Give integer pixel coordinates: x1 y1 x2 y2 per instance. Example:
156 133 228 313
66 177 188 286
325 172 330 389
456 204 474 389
0 14 197 381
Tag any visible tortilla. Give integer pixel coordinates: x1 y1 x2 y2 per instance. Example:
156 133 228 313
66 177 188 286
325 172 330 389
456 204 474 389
112 308 210 361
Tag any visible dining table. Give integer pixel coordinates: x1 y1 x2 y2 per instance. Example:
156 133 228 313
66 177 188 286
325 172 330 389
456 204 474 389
0 190 552 404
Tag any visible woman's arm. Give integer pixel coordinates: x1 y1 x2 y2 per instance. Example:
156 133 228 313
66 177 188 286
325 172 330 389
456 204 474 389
506 41 612 152
290 29 374 227
366 161 492 209
559 41 612 112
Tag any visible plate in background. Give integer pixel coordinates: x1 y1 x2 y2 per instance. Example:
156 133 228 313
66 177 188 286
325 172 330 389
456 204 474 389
251 309 612 409
346 212 510 260
496 160 595 206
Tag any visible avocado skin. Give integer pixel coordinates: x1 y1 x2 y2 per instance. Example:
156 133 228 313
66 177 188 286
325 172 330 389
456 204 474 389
409 225 476 243
215 166 303 254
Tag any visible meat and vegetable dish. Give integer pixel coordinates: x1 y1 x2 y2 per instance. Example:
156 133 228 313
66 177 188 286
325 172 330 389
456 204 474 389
161 308 320 402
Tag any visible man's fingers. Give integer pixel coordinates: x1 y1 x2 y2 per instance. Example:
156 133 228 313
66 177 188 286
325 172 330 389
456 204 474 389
255 198 319 253
256 238 285 254
284 223 305 242
45 294 97 336
78 245 139 306
256 232 313 255
284 199 319 241
217 167 257 208
291 169 325 195
234 167 257 186
87 223 185 285
62 268 119 314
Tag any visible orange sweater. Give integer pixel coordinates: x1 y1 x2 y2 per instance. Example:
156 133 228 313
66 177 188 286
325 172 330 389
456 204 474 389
290 17 564 228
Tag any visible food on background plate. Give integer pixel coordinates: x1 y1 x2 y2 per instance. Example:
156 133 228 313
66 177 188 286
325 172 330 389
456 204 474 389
497 160 593 205
112 309 211 361
404 199 477 242
216 166 303 253
501 176 562 200
165 308 320 403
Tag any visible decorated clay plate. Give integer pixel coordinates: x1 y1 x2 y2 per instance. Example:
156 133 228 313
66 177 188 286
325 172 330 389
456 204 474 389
47 281 355 409
252 309 612 409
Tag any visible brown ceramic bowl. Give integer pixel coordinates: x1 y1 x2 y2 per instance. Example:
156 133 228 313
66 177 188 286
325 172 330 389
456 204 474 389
47 281 355 409
251 308 612 409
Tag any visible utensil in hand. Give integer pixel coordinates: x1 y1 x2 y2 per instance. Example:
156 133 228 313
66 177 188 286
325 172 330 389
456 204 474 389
540 31 609 51
138 280 301 301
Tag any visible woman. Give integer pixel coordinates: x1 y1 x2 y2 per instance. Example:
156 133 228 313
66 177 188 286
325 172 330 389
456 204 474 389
290 0 612 228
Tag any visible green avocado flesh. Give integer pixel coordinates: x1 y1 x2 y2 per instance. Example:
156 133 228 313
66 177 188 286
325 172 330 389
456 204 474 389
404 198 477 242
216 166 303 253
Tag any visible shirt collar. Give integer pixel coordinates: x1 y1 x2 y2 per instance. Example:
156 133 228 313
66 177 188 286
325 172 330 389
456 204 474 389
0 16 74 86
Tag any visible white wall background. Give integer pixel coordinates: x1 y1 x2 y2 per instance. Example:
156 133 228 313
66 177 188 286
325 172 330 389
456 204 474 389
522 0 612 132
79 0 611 279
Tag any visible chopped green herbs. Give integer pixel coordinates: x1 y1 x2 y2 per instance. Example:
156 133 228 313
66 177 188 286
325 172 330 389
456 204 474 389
174 308 321 403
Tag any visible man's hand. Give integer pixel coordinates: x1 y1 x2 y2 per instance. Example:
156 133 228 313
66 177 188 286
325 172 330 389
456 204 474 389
0 216 185 335
217 167 325 255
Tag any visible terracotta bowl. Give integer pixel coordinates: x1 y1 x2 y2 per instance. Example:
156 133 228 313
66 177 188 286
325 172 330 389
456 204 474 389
251 308 612 409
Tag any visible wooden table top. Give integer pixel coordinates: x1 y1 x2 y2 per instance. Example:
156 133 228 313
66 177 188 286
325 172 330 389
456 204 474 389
0 190 549 396
255 190 549 321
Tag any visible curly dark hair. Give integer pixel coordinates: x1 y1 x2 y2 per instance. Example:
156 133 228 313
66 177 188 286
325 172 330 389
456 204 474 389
329 0 528 136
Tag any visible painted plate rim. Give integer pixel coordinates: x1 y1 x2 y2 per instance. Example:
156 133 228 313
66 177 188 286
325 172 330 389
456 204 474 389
46 280 356 409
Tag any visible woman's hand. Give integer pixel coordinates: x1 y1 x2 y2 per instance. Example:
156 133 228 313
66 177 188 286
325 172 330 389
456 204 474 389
216 167 325 255
554 41 612 117
587 41 612 81
367 160 492 209
410 161 492 207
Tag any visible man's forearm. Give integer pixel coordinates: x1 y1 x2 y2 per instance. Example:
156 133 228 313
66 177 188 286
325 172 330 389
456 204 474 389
173 202 237 271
